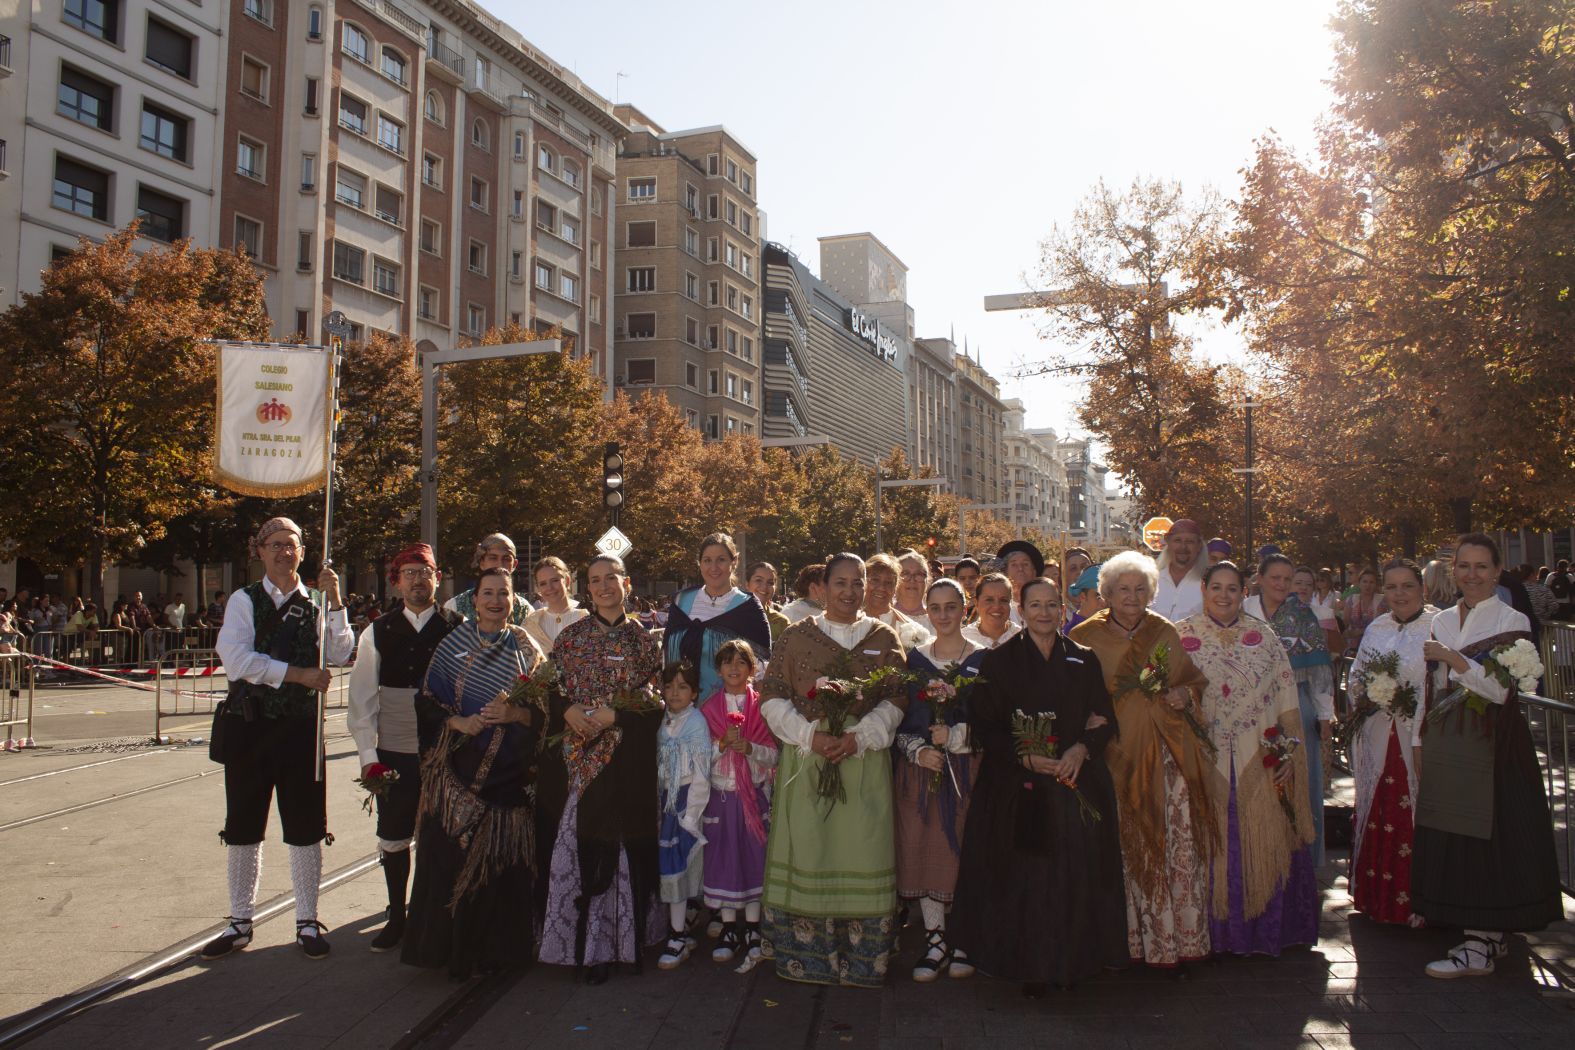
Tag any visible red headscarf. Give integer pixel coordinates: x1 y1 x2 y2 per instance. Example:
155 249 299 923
388 543 437 584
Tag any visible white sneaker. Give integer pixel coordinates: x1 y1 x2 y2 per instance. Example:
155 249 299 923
1425 935 1503 978
656 933 693 970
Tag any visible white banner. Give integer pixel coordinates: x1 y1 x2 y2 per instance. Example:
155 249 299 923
212 343 333 497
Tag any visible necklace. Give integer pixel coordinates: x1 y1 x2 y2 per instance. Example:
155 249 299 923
1207 613 1241 629
1107 612 1143 637
473 625 507 652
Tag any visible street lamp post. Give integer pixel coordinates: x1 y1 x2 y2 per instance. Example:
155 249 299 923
874 477 949 554
1233 398 1260 560
421 340 562 550
957 502 1012 556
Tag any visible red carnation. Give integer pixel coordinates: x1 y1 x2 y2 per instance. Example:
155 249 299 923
1262 753 1281 769
1046 735 1059 744
806 687 818 700
727 710 746 727
366 762 392 778
517 674 531 683
1263 725 1281 739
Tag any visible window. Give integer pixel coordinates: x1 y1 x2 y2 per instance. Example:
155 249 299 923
708 237 719 262
741 252 753 277
296 231 313 270
626 313 656 338
685 183 698 215
741 295 753 319
300 153 317 190
561 216 580 244
708 281 719 306
243 0 271 25
304 77 320 116
726 200 738 226
335 167 365 208
742 212 753 236
742 171 753 195
725 242 738 269
236 137 265 181
234 215 262 257
726 417 738 434
65 0 118 43
419 218 440 255
684 227 699 256
742 336 753 361
136 103 188 162
708 370 719 394
471 118 488 149
374 184 402 225
342 24 370 64
536 200 557 231
373 258 400 297
627 177 655 202
742 380 753 405
627 267 655 293
512 190 524 218
376 115 404 155
467 240 486 274
332 241 364 283
294 309 310 337
424 91 443 125
338 93 368 135
707 325 719 349
591 187 602 215
58 68 114 131
469 176 488 211
380 49 407 86
685 272 699 300
685 361 699 387
726 158 737 183
418 286 438 320
422 153 441 188
135 185 183 242
707 194 719 219
537 144 555 172
466 304 485 336
726 374 737 398
590 241 601 269
726 328 738 354
534 260 552 289
626 359 655 385
627 221 655 248
726 285 738 311
589 294 601 322
240 56 268 102
707 153 719 175
306 5 322 40
562 160 580 187
686 319 699 347
560 274 579 301
145 19 194 80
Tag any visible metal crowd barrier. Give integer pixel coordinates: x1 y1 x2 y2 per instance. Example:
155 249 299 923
1542 622 1574 705
1521 692 1575 894
151 648 225 743
0 650 35 749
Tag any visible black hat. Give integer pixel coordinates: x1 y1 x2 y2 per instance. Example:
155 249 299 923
996 540 1046 577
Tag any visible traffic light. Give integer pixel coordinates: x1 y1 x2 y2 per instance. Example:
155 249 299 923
602 442 625 525
926 536 937 552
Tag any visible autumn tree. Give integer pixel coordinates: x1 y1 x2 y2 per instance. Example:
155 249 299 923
435 325 603 574
0 228 269 603
748 445 875 575
1027 179 1246 533
331 331 423 594
1226 2 1575 542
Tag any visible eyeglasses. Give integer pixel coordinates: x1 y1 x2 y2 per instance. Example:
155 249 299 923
399 567 437 579
263 542 301 554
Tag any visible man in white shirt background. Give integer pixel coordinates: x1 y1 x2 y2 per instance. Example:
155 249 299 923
1151 518 1206 622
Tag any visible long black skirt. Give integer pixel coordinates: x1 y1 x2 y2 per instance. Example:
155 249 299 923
949 764 1129 985
401 807 536 979
1412 712 1564 932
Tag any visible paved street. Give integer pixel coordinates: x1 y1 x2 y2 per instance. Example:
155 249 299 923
0 680 1571 1048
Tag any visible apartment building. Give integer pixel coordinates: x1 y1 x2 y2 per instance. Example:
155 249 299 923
953 348 1005 507
1002 399 1069 536
909 337 958 487
1 0 625 385
1057 435 1113 543
610 105 762 437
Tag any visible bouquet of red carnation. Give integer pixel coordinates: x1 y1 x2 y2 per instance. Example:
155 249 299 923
508 659 560 711
808 664 907 808
1010 709 1100 825
354 763 400 816
1260 724 1302 834
918 662 981 795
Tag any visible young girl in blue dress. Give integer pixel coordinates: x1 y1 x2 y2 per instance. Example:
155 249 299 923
656 660 712 969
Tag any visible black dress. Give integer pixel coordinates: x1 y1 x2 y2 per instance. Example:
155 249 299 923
949 630 1130 985
401 630 543 980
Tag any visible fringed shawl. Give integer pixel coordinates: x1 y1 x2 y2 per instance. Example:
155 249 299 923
760 616 909 722
1175 611 1314 920
664 587 773 701
658 706 713 812
1070 611 1217 900
701 685 776 843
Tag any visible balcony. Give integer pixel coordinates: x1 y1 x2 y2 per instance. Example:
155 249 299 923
426 37 464 81
0 35 10 75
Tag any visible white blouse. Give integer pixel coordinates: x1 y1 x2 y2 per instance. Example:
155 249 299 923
710 690 778 792
760 614 903 757
1416 595 1530 748
1349 607 1437 758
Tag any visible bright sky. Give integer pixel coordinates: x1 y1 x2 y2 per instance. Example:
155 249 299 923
495 0 1342 440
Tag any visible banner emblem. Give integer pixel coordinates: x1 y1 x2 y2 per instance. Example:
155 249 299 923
213 343 333 497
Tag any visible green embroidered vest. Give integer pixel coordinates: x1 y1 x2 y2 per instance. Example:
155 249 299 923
245 580 321 719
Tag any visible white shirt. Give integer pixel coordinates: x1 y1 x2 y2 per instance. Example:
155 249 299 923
347 605 438 767
163 602 186 630
688 586 746 621
1152 564 1205 622
963 620 1020 649
1416 595 1529 749
760 614 903 756
523 603 587 655
709 690 779 792
779 597 822 624
215 577 354 690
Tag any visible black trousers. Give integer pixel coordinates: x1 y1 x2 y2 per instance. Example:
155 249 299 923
221 715 327 847
375 748 421 845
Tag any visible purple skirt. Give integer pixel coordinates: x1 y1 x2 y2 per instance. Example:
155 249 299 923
701 786 768 909
1210 761 1320 956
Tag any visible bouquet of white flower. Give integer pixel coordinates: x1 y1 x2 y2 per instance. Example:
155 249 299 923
896 618 931 651
1490 638 1544 695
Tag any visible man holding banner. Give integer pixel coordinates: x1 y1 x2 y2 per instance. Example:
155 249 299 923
205 518 354 960
205 340 349 961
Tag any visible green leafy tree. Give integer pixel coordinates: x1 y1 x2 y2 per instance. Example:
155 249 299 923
0 228 269 603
